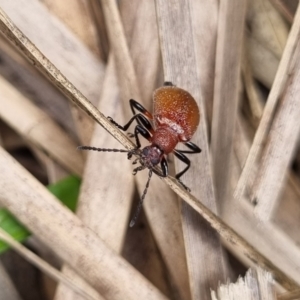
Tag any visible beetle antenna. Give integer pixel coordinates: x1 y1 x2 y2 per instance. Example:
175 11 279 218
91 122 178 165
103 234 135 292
129 169 153 227
77 146 128 153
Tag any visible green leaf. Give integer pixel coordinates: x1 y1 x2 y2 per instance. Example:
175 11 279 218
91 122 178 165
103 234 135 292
0 175 81 254
0 209 30 253
47 175 81 212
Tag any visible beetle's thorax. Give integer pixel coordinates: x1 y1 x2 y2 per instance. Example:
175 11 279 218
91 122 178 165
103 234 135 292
150 126 178 155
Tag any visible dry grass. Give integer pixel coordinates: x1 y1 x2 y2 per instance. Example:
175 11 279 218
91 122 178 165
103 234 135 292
0 0 299 300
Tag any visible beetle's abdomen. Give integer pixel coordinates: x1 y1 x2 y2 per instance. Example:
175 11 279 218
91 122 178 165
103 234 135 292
153 86 200 142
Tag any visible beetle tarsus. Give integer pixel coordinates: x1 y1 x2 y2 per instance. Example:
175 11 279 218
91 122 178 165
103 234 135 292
177 179 191 192
127 132 135 138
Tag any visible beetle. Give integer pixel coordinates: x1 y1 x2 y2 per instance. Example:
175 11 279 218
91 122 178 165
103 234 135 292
78 82 201 226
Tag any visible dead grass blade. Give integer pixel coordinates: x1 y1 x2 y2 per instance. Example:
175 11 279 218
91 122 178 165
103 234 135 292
222 195 300 291
55 56 135 300
101 0 140 104
190 1 218 128
246 0 288 90
0 2 298 293
211 0 247 206
0 261 21 300
252 50 300 220
234 3 300 201
0 146 168 300
270 0 297 23
155 0 231 298
78 57 134 252
223 115 300 290
0 228 99 300
0 37 77 139
247 33 279 88
249 0 288 58
0 6 134 150
0 0 104 105
242 48 264 121
211 268 275 300
54 265 104 300
278 289 300 300
0 75 84 176
100 1 191 298
41 0 102 57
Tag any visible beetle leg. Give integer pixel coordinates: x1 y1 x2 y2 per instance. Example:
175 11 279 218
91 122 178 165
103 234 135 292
109 112 154 133
173 150 191 191
160 157 168 176
151 156 168 177
127 124 152 160
175 141 201 154
125 124 152 159
109 99 155 135
173 150 191 179
129 99 155 135
129 99 153 120
108 114 143 131
172 142 201 190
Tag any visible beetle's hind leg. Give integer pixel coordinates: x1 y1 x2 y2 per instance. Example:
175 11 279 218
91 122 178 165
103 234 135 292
172 150 192 192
